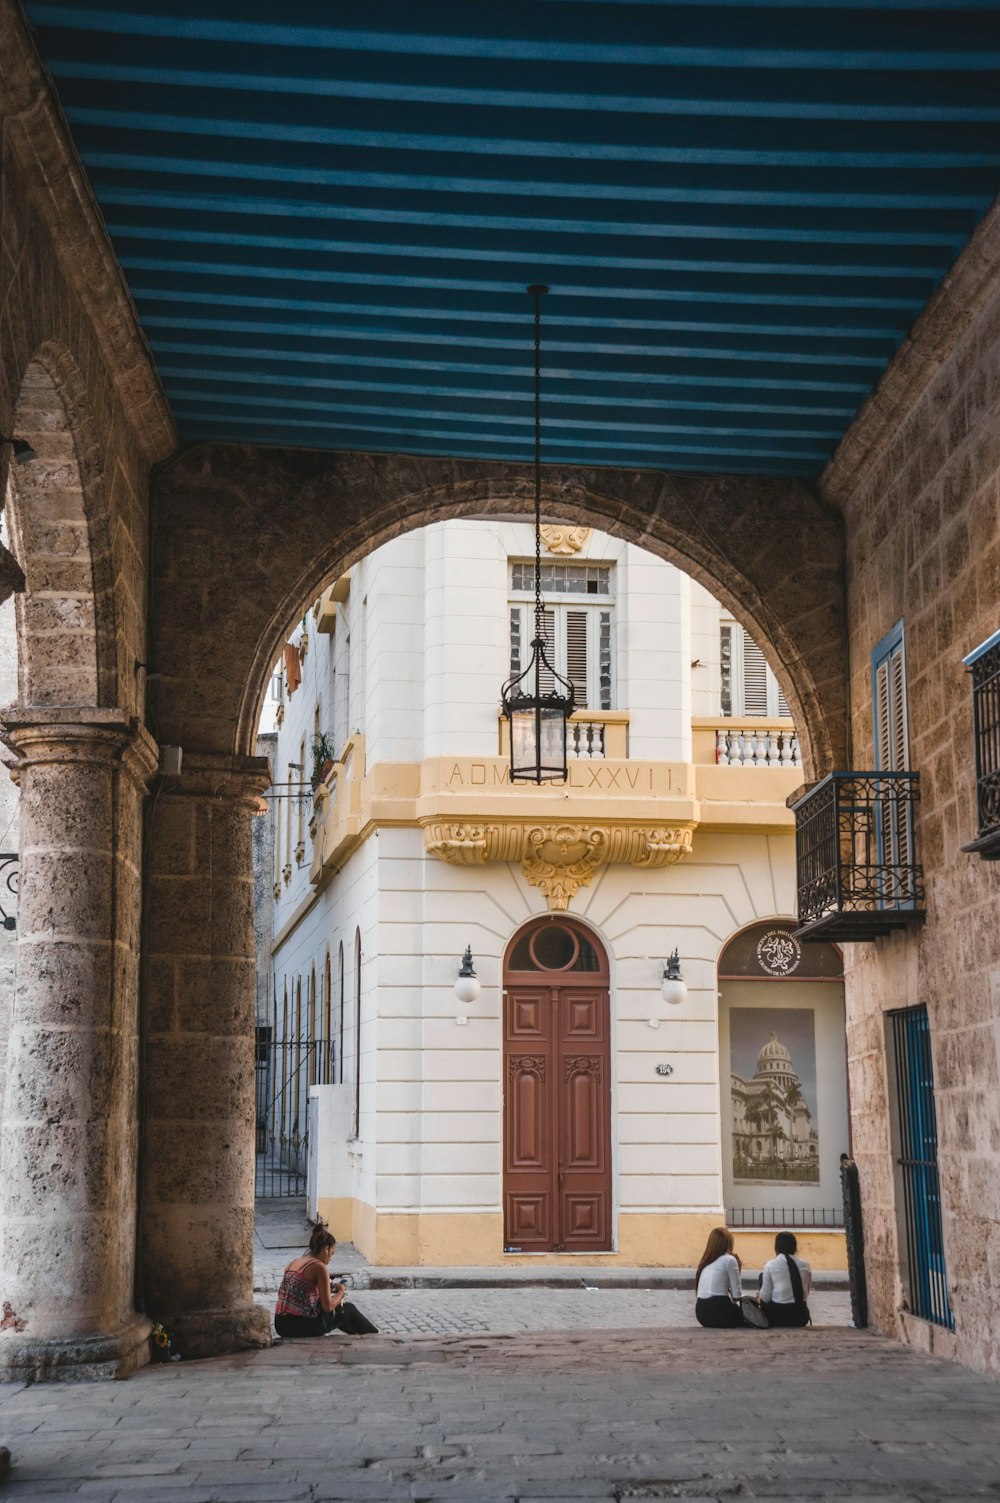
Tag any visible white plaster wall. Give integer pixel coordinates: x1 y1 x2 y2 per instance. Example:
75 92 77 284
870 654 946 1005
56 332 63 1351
690 579 723 718
424 521 508 759
361 532 426 768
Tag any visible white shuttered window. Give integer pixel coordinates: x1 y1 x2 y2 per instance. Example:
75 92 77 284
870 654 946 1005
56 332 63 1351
509 563 614 711
720 621 789 718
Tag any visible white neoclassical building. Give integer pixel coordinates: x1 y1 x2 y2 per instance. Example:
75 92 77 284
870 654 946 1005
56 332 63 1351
254 519 848 1269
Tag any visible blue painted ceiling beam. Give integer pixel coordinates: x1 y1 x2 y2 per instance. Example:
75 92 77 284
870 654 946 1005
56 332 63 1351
22 1 1000 477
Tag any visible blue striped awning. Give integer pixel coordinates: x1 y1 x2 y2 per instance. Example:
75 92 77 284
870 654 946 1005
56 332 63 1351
23 1 1000 476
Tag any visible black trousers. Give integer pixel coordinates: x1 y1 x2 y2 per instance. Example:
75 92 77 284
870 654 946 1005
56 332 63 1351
274 1301 379 1338
761 1301 810 1328
695 1296 746 1329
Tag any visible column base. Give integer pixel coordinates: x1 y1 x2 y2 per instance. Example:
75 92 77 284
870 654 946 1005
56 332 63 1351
0 1315 152 1384
165 1302 272 1361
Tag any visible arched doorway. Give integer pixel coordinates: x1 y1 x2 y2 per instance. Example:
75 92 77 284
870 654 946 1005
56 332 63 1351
503 916 612 1253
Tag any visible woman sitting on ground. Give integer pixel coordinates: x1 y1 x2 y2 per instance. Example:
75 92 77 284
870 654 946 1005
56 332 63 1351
274 1220 378 1338
758 1231 812 1327
694 1226 750 1328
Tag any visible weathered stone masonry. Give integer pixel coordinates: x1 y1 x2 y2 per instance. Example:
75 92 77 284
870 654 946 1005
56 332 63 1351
821 196 1000 1378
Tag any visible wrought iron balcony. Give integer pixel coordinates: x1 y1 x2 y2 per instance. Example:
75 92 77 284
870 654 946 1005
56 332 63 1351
790 772 925 941
961 629 1000 860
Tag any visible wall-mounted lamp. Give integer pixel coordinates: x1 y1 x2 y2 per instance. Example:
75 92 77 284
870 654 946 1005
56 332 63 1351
660 949 687 1007
0 434 37 466
454 946 481 1005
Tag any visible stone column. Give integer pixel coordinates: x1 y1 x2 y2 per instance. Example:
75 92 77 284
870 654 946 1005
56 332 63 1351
0 708 157 1381
141 754 271 1358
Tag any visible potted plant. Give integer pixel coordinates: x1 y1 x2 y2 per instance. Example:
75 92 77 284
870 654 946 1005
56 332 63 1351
310 731 336 790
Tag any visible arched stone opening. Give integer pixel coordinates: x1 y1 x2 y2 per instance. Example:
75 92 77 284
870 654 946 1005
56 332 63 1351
0 349 156 1382
142 443 850 1356
3 349 118 709
151 446 847 782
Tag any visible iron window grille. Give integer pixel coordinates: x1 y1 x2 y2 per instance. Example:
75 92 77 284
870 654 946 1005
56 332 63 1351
725 1206 843 1229
0 853 17 931
961 628 1000 860
790 771 925 941
888 1006 953 1331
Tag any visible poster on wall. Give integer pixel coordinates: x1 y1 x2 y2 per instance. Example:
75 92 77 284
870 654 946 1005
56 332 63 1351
730 1009 819 1184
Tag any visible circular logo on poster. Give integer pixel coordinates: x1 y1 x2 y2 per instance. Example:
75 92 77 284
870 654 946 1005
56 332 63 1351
756 930 802 976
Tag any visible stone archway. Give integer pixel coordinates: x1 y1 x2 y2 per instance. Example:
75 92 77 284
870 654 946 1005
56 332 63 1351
3 351 117 707
141 442 849 1358
151 445 847 779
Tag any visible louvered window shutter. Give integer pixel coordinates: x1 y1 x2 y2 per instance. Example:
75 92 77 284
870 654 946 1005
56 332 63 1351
538 609 557 695
890 650 907 772
873 634 907 772
875 656 892 770
565 609 590 708
742 634 769 716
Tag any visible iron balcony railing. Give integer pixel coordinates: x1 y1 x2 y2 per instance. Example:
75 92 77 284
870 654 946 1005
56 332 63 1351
790 771 925 941
961 628 1000 860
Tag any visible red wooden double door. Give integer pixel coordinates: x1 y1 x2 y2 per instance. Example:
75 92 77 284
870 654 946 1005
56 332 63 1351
503 918 612 1252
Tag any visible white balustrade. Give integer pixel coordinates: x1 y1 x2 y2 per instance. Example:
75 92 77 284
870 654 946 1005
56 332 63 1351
715 726 800 767
568 720 607 759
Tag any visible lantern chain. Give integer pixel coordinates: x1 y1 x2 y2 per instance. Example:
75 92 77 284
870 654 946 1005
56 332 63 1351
530 283 547 643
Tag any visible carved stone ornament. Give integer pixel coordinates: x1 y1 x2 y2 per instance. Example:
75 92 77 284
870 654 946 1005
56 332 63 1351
539 524 591 556
422 819 693 910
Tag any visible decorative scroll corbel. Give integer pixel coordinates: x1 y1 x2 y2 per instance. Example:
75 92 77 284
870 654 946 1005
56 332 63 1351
422 818 694 910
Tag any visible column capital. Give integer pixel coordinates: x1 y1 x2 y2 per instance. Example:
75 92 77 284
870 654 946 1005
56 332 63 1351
0 707 159 789
167 751 271 808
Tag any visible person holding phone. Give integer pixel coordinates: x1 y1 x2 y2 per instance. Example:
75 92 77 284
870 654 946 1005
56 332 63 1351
273 1220 378 1337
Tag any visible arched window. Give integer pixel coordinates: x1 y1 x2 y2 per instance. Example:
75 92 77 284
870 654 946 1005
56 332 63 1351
353 928 362 1138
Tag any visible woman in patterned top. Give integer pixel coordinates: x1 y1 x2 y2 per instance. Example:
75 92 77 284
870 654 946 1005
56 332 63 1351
274 1220 378 1337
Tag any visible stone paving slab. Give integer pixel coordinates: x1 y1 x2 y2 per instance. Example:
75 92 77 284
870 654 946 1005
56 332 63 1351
2 1327 999 1502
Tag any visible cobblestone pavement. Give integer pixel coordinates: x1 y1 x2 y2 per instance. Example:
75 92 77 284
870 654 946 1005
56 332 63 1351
2 1326 999 1502
259 1284 852 1335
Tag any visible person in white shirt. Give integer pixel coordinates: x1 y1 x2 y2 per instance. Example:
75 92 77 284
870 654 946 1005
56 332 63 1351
694 1227 751 1328
758 1231 812 1327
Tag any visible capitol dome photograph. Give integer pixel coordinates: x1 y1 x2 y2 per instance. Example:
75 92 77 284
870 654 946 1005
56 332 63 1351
730 1011 820 1184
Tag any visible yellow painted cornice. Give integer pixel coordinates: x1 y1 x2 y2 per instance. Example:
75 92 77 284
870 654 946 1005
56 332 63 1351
307 746 797 905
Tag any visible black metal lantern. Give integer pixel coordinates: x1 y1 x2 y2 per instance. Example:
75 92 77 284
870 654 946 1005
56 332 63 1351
501 285 575 783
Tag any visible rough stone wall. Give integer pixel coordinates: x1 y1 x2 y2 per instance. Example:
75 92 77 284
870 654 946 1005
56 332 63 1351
821 203 1000 1376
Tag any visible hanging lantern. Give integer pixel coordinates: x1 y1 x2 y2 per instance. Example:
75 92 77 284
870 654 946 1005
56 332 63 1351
501 285 575 783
